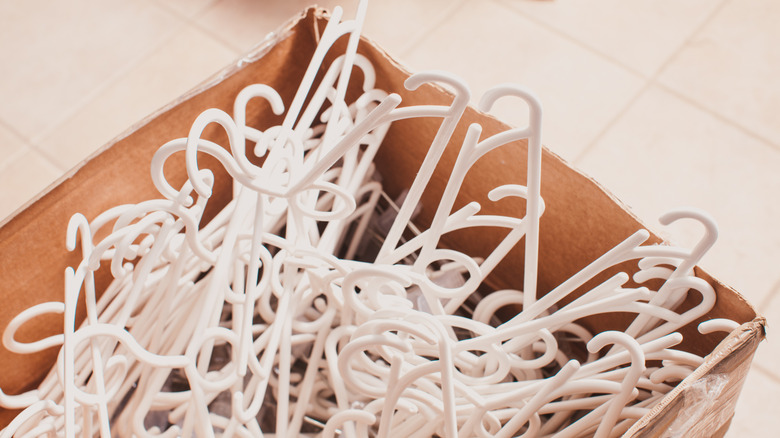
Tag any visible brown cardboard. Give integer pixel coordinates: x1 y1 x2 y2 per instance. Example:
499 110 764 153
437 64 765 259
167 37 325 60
0 7 766 435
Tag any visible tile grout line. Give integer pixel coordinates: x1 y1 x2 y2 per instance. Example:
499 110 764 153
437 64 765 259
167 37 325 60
149 0 221 22
490 0 656 166
646 0 733 80
0 118 62 172
397 0 470 59
637 0 780 154
572 0 735 164
25 145 66 173
492 0 649 79
758 276 780 310
750 276 779 383
32 18 242 173
0 117 32 148
146 0 232 52
2 1 228 201
172 0 246 56
143 0 240 65
752 364 780 385
0 148 28 175
189 21 246 55
655 81 780 154
28 2 191 149
641 0 780 153
27 0 243 173
570 81 651 166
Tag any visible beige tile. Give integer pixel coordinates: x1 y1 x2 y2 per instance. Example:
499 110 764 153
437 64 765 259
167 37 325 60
727 368 780 437
197 0 464 67
0 124 27 169
0 0 181 141
400 0 644 162
659 0 780 146
151 0 218 19
577 86 780 305
752 279 780 378
501 0 721 77
362 0 466 57
0 149 63 222
196 0 544 100
38 25 238 172
197 0 361 53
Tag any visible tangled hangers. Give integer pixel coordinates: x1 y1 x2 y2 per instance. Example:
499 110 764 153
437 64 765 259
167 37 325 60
0 1 739 437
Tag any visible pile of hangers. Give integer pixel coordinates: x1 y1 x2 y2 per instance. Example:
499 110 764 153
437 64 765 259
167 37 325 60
0 2 738 437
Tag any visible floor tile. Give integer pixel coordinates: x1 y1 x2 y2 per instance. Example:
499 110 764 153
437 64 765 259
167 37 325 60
658 0 780 146
198 0 465 66
151 0 218 19
361 0 465 57
0 123 27 169
727 368 780 437
0 149 62 223
38 25 238 172
197 0 361 53
400 0 645 162
751 278 780 377
0 0 181 142
577 86 780 305
501 0 722 77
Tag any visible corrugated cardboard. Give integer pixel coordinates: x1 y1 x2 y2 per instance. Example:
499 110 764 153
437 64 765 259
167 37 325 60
0 7 766 436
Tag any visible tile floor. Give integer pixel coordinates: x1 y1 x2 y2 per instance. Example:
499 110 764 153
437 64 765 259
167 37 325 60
0 0 777 435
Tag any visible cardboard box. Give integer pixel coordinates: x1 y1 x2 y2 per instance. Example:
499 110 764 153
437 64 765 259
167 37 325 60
0 8 766 436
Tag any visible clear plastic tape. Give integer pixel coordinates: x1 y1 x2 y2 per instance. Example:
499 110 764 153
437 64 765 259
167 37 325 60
662 373 735 438
660 321 763 437
626 319 765 438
